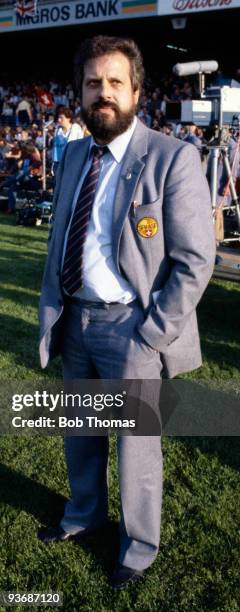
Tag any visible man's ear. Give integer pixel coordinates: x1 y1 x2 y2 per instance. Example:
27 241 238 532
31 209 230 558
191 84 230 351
134 89 140 106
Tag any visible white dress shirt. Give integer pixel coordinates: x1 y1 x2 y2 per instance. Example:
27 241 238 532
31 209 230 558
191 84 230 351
62 117 137 303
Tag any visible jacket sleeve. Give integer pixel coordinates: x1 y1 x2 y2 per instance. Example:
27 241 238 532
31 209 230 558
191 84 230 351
138 143 216 351
48 146 68 243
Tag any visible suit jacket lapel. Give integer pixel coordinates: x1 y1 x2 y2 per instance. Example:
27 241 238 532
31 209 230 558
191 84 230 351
55 137 91 233
112 119 149 270
64 138 90 215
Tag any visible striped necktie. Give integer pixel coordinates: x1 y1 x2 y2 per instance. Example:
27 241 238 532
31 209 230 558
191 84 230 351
62 145 107 296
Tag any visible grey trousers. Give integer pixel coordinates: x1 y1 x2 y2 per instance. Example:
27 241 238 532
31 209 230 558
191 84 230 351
60 298 163 571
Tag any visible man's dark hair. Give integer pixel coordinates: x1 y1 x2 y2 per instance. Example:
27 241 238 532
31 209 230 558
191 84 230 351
74 35 144 96
57 106 73 121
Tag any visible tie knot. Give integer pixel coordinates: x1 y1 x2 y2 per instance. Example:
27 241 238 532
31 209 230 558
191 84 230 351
92 145 108 160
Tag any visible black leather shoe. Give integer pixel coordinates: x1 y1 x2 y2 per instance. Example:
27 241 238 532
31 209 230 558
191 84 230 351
38 525 88 544
110 563 144 589
38 523 106 544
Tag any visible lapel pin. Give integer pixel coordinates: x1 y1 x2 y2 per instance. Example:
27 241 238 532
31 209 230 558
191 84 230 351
126 170 132 180
137 217 158 238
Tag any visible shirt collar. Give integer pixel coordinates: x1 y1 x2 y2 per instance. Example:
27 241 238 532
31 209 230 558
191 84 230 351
89 115 137 163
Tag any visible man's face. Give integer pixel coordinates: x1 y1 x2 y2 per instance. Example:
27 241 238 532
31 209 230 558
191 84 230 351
81 52 139 143
58 114 71 129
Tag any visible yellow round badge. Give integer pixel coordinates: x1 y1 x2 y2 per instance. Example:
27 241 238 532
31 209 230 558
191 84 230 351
137 217 158 238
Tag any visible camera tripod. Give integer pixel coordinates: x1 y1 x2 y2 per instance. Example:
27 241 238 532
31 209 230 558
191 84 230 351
207 129 240 243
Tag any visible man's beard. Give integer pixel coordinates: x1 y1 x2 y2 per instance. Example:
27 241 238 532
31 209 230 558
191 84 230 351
81 99 137 142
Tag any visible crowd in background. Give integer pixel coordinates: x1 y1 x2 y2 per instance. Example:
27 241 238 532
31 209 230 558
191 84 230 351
0 73 238 213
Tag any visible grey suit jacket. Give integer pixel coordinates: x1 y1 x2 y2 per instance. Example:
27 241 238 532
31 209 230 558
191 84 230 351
39 119 216 378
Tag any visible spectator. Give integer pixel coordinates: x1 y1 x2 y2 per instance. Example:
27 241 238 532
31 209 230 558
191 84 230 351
0 136 11 160
0 145 23 213
162 123 174 137
184 123 202 148
16 96 32 127
148 91 161 117
35 86 54 115
52 106 83 176
138 106 152 127
1 97 14 126
3 126 14 142
152 118 161 131
35 129 44 150
0 137 8 170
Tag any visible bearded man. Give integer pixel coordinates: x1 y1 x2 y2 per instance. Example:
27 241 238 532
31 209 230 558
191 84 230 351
38 36 215 589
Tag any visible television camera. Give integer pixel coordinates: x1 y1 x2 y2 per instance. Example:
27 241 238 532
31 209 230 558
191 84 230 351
166 61 240 244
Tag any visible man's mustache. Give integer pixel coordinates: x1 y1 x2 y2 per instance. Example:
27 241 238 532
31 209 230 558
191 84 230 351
91 100 119 112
